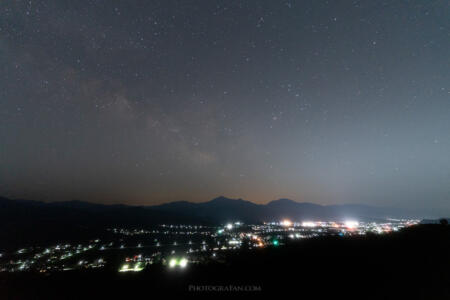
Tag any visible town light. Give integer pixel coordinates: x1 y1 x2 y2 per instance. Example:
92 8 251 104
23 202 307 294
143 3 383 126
302 221 316 227
344 220 359 229
169 258 177 268
281 219 292 227
179 258 188 268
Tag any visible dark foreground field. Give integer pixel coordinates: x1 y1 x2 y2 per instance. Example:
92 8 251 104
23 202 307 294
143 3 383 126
1 224 449 299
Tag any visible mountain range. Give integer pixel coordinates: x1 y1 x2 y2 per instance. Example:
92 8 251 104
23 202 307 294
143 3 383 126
0 196 415 249
150 196 407 223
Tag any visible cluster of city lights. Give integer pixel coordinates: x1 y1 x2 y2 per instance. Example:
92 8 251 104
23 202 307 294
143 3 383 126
0 219 419 273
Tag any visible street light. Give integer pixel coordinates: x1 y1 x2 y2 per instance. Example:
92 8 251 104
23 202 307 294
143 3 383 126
179 258 188 268
169 258 177 268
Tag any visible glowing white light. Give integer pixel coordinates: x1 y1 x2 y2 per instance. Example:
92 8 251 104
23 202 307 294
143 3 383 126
302 221 316 227
119 264 129 272
169 259 177 268
226 223 233 230
179 258 188 268
345 220 359 229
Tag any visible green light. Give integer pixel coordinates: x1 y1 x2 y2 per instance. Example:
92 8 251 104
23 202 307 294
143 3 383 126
273 240 279 246
133 262 144 271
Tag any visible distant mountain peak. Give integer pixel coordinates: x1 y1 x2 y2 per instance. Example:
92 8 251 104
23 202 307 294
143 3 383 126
267 198 301 206
269 198 297 204
210 196 242 203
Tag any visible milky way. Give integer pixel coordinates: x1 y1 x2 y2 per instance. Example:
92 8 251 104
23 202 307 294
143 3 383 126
0 1 449 215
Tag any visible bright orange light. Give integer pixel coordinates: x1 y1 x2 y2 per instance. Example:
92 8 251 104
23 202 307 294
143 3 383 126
281 219 292 227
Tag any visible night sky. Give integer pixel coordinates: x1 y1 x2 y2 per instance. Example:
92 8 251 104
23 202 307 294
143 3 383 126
1 1 449 214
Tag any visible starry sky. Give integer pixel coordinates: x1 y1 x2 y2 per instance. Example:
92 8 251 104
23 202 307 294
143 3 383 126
1 1 449 214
